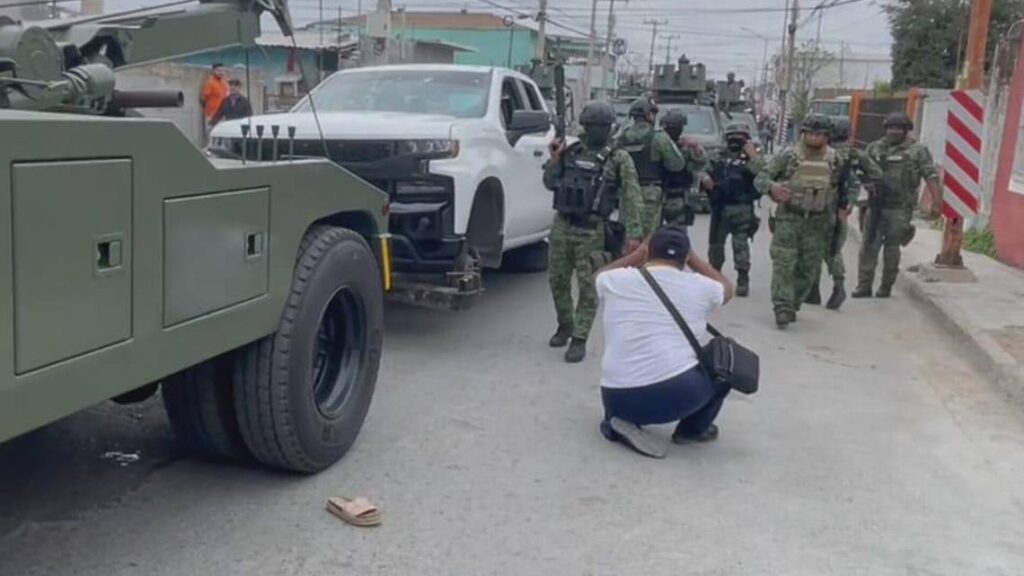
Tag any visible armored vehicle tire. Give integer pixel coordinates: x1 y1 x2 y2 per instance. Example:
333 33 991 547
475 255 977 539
233 226 383 473
501 241 549 273
161 353 252 462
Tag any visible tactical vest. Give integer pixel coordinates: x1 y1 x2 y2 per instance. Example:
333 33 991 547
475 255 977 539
553 145 618 219
787 145 835 213
875 144 918 208
620 129 664 185
714 154 757 204
663 169 694 199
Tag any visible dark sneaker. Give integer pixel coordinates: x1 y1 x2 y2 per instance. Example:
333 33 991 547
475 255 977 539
775 310 794 328
608 417 667 458
826 284 846 310
548 325 572 348
804 284 822 305
851 286 873 298
564 338 587 363
876 284 893 298
672 423 720 444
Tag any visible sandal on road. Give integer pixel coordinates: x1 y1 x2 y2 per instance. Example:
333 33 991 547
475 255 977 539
326 497 382 527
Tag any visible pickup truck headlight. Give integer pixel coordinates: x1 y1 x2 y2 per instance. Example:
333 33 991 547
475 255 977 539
397 139 459 158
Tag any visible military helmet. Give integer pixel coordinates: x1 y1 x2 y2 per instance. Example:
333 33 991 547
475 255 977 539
578 101 616 126
724 122 751 138
661 108 688 127
801 113 831 133
831 117 851 141
883 111 913 130
629 96 659 119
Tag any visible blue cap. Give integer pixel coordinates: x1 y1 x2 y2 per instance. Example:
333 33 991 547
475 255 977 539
649 225 691 263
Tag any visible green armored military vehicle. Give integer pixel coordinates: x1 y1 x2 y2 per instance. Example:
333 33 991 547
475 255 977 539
0 0 389 472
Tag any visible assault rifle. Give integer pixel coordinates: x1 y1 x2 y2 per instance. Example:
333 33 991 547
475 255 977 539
554 61 567 180
830 159 854 256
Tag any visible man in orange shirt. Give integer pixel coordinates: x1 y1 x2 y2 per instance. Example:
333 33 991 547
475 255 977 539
200 63 228 140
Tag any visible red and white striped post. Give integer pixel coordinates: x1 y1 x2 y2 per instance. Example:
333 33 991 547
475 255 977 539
941 90 984 221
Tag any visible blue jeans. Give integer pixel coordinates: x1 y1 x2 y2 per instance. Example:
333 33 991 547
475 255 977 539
601 366 730 436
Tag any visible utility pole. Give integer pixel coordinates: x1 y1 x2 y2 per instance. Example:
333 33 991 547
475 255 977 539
318 0 324 79
936 0 993 268
644 18 667 79
601 0 617 99
536 0 548 60
777 0 798 146
661 33 680 64
582 0 599 104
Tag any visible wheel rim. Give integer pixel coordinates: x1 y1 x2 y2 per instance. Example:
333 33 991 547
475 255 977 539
312 287 367 420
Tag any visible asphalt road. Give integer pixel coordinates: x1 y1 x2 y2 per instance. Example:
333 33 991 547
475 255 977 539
2 214 1024 575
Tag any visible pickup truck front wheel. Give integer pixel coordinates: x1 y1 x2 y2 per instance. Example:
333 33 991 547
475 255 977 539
234 226 384 473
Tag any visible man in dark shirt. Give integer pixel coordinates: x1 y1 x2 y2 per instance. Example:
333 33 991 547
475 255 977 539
211 79 253 125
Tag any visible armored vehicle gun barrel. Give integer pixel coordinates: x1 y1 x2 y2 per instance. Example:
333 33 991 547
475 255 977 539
108 90 184 111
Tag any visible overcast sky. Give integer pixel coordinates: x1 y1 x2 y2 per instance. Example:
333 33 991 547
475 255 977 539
102 0 894 81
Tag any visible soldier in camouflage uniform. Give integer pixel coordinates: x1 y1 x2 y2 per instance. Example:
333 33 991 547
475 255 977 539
659 109 710 226
853 112 940 298
545 102 643 363
619 97 691 237
702 122 765 297
755 114 857 328
805 117 883 310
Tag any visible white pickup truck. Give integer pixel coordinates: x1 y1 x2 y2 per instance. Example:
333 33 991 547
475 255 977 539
210 64 557 308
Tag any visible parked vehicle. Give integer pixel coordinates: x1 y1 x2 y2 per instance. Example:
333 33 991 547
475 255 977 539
212 65 556 309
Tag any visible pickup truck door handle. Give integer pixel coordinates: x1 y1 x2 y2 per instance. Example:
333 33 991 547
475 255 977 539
533 150 543 158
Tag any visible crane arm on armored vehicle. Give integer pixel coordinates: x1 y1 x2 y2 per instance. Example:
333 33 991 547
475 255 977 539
0 0 390 473
0 0 290 112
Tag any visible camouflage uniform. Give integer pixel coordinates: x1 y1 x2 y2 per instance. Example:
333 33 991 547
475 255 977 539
661 144 709 226
857 138 939 293
544 143 642 343
658 109 709 226
619 120 688 236
756 139 857 323
826 145 882 283
706 144 766 277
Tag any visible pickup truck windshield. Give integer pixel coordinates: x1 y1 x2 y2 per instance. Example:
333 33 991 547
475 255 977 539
294 70 491 118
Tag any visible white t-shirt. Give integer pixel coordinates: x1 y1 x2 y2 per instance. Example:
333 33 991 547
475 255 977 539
596 265 725 389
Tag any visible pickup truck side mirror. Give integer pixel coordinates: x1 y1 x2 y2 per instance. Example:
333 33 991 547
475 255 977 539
507 110 552 146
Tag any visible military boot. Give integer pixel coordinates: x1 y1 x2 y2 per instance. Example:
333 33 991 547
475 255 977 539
804 281 822 305
876 273 897 298
736 271 750 297
548 325 572 348
565 338 587 363
851 285 873 298
826 282 846 310
774 310 795 329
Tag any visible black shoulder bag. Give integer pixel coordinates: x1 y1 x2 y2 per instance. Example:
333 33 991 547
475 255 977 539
638 267 759 395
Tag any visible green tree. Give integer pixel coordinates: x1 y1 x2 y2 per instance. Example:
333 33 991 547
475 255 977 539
887 0 1024 89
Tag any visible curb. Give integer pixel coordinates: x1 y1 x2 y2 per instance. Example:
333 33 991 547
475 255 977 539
849 226 1024 406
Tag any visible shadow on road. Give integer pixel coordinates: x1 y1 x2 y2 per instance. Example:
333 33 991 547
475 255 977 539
0 267 547 540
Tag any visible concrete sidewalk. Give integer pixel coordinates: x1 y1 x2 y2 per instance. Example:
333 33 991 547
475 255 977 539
856 221 1024 405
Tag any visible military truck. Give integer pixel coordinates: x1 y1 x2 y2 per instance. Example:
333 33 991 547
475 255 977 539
0 0 389 473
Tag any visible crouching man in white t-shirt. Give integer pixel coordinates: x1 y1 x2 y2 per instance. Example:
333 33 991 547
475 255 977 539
596 225 734 458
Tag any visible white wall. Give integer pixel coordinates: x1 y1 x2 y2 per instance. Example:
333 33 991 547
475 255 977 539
116 63 265 146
